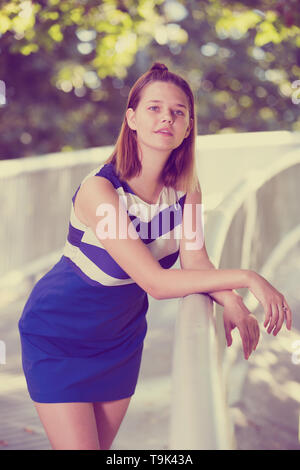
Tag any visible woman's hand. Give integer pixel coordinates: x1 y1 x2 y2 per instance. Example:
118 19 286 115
223 295 260 360
247 271 292 335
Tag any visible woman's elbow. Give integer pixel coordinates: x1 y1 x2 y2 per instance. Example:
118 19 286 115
143 274 165 300
147 284 163 300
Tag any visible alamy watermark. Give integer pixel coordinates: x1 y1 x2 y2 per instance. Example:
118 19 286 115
95 197 205 251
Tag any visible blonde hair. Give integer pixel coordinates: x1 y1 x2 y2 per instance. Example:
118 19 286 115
105 62 199 193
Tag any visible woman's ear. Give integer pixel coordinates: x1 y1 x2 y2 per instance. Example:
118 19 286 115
126 108 137 131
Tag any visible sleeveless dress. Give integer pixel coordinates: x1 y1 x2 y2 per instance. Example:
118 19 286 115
18 161 187 403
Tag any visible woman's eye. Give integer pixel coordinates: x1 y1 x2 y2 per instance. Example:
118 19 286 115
148 106 184 115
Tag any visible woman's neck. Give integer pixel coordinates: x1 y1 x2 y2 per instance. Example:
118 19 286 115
127 145 171 202
126 172 164 204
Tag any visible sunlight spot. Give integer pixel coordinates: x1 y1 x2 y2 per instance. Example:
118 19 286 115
0 373 27 394
77 42 94 55
282 381 300 403
154 25 168 45
115 33 137 54
201 42 219 57
20 132 32 144
271 385 289 402
248 366 274 384
60 80 72 93
0 80 6 106
76 29 97 42
163 1 188 22
230 407 248 427
19 1 34 21
251 46 266 60
252 350 278 367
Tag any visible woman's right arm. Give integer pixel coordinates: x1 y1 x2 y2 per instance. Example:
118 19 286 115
75 176 251 299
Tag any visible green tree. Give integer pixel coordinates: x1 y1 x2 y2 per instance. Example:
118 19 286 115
0 0 299 160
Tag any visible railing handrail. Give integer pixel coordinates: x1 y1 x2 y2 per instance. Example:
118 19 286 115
0 146 113 177
205 148 300 267
1 130 299 178
169 294 236 450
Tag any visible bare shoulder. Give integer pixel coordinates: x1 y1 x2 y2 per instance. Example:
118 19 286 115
74 176 116 227
73 174 163 297
80 174 114 194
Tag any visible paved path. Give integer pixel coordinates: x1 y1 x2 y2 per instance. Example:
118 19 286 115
228 241 300 450
0 244 299 450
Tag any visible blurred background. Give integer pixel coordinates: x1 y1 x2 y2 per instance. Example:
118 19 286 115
0 0 299 451
1 0 300 160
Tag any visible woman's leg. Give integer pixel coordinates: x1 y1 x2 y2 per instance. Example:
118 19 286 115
93 396 132 450
33 401 100 450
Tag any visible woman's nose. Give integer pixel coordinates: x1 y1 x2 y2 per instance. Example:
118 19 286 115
161 110 173 122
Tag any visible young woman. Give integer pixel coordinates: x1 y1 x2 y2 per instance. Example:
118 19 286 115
18 62 292 450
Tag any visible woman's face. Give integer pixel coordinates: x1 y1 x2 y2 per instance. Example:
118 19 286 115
126 80 193 154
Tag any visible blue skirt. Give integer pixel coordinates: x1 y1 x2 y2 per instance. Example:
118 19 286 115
18 256 149 403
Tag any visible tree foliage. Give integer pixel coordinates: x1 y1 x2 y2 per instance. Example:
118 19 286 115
0 0 299 160
210 0 300 45
0 0 170 78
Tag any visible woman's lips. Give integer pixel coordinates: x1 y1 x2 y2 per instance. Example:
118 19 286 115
155 131 173 136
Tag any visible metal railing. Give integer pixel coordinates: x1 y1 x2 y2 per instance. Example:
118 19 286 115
169 147 300 449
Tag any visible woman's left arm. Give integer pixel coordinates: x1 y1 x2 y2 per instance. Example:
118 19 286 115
179 186 242 306
181 254 242 307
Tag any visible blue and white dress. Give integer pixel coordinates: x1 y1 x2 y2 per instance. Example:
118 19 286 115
18 162 186 403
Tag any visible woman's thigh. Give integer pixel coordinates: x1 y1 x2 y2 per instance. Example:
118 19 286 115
93 396 132 450
33 401 100 450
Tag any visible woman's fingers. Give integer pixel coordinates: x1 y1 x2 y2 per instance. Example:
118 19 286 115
264 298 292 335
255 320 260 348
283 301 292 331
238 319 256 360
224 322 233 347
267 303 279 334
251 317 260 350
249 316 260 352
273 304 285 336
237 323 249 359
263 304 272 328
